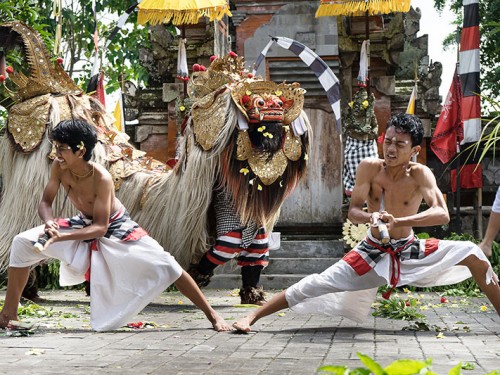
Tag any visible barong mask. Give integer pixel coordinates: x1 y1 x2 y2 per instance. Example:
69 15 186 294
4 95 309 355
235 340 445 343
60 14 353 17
187 53 307 186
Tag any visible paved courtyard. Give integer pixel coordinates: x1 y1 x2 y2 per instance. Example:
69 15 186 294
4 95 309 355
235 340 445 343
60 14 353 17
0 289 499 374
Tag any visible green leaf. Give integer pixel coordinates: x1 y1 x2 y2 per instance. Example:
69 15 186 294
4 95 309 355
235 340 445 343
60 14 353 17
461 362 475 370
384 359 428 375
448 362 462 375
317 365 349 374
357 353 386 375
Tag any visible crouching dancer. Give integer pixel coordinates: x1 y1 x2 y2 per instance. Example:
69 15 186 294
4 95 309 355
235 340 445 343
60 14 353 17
0 119 232 332
234 113 500 332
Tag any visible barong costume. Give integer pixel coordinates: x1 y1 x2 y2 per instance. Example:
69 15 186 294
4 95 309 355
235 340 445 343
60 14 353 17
286 230 498 323
185 54 310 304
9 206 183 331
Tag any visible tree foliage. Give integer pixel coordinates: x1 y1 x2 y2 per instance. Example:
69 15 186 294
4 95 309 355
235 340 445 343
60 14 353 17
433 0 500 105
0 0 150 93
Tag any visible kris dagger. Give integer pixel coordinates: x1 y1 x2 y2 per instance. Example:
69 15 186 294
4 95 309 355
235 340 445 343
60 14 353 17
378 189 390 244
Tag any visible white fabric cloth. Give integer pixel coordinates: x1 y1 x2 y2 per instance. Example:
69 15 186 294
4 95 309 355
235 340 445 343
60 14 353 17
492 186 500 213
286 233 497 323
10 221 183 331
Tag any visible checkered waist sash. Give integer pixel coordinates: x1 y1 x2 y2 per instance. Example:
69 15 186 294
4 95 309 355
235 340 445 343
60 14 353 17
344 231 418 299
56 205 148 246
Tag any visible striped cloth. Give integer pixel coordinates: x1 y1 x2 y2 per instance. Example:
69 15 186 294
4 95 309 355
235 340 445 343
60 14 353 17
459 0 481 144
57 205 148 243
206 228 269 267
252 36 341 132
343 136 378 193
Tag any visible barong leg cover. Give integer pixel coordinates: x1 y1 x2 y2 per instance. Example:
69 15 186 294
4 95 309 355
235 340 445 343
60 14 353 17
239 286 266 305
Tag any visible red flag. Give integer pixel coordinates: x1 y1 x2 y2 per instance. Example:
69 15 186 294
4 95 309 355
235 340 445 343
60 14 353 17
95 71 106 107
430 69 463 164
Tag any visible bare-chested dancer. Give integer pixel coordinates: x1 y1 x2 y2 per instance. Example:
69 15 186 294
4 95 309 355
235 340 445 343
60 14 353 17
0 119 232 332
234 113 500 332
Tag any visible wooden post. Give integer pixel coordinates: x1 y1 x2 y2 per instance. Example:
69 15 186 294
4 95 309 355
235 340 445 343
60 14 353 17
476 187 483 239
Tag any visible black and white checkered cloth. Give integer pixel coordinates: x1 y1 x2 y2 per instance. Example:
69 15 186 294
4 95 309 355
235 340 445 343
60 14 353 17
214 190 259 249
252 36 341 132
343 136 378 192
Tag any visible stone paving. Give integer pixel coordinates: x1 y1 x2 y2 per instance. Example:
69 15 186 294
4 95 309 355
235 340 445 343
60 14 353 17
0 288 499 374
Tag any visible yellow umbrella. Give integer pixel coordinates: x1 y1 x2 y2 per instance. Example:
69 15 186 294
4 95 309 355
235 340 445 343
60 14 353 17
137 0 232 25
316 0 411 89
316 0 410 17
137 0 232 95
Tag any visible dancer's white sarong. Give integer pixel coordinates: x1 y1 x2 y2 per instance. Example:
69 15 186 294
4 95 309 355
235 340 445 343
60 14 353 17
286 231 497 323
9 207 183 331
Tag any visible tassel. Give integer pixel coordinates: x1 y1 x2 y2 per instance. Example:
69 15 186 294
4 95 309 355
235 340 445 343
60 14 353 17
177 38 189 81
357 40 369 86
52 0 63 55
291 114 307 136
316 0 411 17
237 110 249 130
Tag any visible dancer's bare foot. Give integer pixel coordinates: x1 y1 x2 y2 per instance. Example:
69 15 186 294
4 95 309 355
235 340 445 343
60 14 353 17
210 312 233 332
0 312 17 329
479 242 492 257
232 316 254 333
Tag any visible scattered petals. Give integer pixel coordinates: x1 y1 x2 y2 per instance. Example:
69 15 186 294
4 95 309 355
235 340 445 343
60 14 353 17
436 332 445 339
25 348 45 356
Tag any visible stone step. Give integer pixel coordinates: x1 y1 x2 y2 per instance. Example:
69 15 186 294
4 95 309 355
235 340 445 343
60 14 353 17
274 240 345 258
214 257 340 275
207 274 312 290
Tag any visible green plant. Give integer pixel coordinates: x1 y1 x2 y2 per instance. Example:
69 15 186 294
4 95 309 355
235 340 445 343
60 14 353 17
36 260 61 290
372 292 426 321
318 352 500 375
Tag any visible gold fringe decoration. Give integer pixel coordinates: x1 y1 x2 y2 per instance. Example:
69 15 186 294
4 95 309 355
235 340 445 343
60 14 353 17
316 0 411 17
137 0 232 26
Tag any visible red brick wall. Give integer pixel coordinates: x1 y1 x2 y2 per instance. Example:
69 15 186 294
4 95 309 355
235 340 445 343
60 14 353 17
236 15 273 54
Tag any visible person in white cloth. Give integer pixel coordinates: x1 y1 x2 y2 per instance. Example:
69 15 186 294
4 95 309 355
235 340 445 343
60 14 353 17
233 113 500 332
0 119 232 332
479 186 500 257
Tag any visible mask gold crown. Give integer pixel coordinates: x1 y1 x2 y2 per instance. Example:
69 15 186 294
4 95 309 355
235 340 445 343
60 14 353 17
188 52 305 125
187 53 252 100
0 21 82 102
